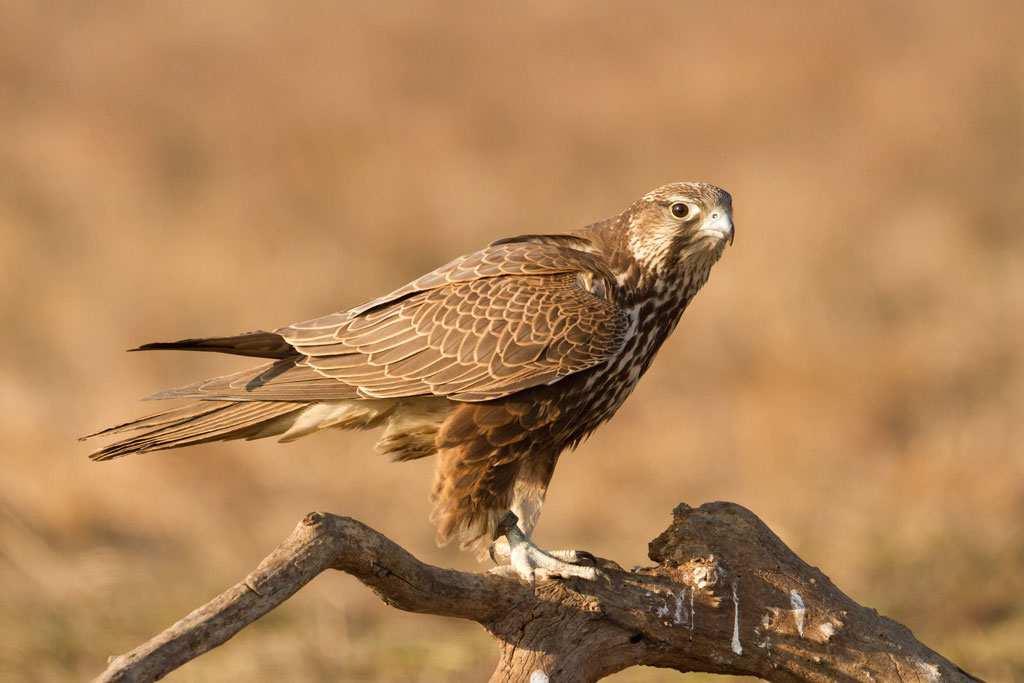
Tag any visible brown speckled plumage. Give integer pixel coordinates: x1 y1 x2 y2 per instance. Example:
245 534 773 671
84 182 734 554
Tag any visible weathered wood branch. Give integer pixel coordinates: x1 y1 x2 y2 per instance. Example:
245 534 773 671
95 502 981 682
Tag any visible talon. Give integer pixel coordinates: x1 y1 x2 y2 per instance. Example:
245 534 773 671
548 549 598 566
489 540 509 565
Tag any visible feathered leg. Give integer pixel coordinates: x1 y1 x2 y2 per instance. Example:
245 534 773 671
432 403 599 581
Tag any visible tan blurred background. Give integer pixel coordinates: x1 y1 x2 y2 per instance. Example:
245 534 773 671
1 2 1022 681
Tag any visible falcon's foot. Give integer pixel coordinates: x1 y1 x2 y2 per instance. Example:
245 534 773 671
509 541 599 582
490 512 599 582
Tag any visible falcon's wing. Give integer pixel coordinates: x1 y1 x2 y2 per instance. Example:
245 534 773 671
148 242 627 403
281 242 626 402
282 272 625 402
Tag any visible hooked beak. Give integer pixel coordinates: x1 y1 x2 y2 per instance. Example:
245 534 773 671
697 208 734 245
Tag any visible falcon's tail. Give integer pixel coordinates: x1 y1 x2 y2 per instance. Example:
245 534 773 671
82 399 307 461
129 330 295 359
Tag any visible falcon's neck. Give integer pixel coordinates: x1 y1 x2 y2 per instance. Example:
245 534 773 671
577 216 724 309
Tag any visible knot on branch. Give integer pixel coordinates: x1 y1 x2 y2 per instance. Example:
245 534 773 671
301 510 325 526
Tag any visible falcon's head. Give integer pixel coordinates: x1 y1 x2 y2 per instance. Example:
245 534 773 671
623 182 734 275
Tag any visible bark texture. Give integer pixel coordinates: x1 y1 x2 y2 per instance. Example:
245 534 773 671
95 502 981 683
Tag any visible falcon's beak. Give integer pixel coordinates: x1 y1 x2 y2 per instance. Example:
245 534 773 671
697 208 734 245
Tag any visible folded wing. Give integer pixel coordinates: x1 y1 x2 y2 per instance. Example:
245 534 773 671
149 242 627 403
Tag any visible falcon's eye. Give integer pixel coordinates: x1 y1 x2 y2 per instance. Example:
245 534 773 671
670 203 691 219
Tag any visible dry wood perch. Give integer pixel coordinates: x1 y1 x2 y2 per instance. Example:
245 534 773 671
95 502 981 682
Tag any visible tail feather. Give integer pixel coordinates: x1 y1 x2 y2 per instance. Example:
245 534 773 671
84 400 306 461
81 401 227 440
130 331 295 359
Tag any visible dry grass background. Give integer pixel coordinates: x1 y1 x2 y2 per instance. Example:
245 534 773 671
1 2 1022 681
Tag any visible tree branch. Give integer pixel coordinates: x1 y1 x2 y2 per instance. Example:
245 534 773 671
94 503 982 683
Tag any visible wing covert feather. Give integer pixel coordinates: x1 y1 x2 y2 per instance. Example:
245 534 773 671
277 243 626 402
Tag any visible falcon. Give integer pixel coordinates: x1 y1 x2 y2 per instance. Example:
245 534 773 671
83 182 734 581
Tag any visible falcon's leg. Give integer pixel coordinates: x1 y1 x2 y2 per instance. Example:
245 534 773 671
485 451 597 580
492 512 599 582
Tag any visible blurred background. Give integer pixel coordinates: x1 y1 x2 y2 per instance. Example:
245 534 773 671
1 2 1022 681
